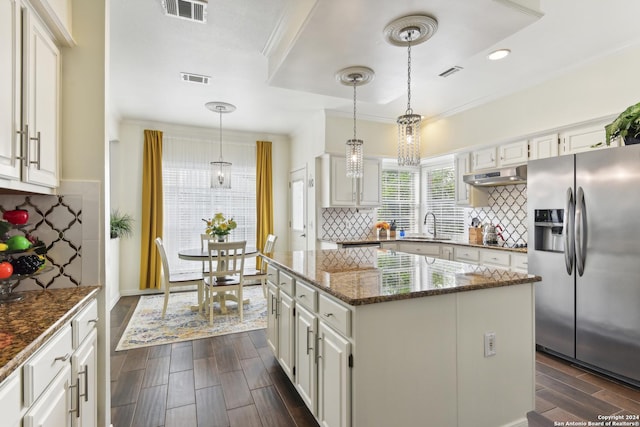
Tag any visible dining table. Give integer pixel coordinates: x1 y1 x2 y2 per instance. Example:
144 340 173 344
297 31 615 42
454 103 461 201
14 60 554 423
177 245 259 313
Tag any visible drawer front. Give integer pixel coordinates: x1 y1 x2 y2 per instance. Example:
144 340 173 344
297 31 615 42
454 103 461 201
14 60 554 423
279 270 295 295
266 264 278 285
480 250 510 267
24 325 73 406
72 298 98 349
318 295 351 337
511 253 528 272
295 280 317 312
0 370 21 427
398 242 440 256
454 247 480 262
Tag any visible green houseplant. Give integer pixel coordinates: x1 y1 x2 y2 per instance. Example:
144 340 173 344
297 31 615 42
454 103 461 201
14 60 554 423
605 101 640 146
110 210 133 239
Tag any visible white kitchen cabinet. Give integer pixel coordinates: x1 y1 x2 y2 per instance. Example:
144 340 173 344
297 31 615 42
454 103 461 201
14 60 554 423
277 290 295 381
498 140 528 166
440 245 454 261
511 253 528 273
317 319 351 427
266 280 279 355
471 147 497 171
0 370 21 427
319 155 381 207
454 153 488 207
479 249 510 269
23 364 72 427
397 241 441 256
0 0 60 192
454 246 480 264
71 299 98 427
560 122 618 155
294 304 317 413
530 133 559 160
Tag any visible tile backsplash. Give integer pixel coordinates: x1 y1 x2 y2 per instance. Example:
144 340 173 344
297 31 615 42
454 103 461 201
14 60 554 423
466 184 527 247
320 184 528 246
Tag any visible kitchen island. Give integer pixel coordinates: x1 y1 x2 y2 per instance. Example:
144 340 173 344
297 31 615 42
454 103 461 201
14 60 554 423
263 247 540 427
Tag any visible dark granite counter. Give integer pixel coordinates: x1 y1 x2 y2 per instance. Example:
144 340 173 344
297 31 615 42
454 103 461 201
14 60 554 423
265 248 539 306
324 237 528 253
0 286 100 383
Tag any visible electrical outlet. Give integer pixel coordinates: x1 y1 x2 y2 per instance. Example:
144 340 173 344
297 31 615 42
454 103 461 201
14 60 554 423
484 332 496 357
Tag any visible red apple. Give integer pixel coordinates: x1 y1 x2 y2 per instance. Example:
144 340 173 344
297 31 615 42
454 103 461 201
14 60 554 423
3 209 29 225
0 261 13 279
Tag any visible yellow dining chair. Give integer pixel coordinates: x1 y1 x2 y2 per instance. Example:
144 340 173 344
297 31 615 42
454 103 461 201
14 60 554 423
204 240 247 324
243 234 277 298
154 237 203 319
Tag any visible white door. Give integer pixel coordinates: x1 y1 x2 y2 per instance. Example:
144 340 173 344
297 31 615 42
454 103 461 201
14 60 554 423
290 167 307 251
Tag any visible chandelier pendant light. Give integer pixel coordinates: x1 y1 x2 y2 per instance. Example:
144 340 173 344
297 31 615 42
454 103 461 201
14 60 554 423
205 101 236 189
384 15 438 167
336 66 375 178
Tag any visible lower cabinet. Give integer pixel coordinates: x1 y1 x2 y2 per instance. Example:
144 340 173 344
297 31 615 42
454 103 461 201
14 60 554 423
266 281 279 355
1 296 98 427
294 304 317 413
277 291 295 381
317 320 351 427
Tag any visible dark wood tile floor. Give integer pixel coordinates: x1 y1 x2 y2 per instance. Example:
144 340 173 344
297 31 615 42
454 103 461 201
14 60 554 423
111 295 639 427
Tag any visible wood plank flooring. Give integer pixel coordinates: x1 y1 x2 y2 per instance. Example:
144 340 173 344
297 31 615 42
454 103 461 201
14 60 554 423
111 295 639 427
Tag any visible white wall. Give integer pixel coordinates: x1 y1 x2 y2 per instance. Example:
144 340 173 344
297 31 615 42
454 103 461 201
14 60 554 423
114 119 290 296
324 114 396 158
422 43 640 156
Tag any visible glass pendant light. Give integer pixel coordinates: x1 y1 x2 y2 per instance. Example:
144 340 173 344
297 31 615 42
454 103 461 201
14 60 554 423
205 101 236 189
384 15 438 167
336 66 374 178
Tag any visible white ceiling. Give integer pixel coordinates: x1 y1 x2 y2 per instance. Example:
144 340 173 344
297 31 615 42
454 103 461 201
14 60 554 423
109 0 640 136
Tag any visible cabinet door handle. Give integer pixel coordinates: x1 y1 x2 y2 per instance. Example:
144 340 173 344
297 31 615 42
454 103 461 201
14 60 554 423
69 377 81 417
270 295 276 316
88 318 99 324
323 312 333 318
29 131 41 169
315 335 322 363
79 365 89 403
306 326 312 355
16 124 29 167
54 353 70 362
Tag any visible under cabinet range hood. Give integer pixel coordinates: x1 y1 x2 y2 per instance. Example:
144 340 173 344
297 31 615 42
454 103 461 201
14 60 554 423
463 164 527 186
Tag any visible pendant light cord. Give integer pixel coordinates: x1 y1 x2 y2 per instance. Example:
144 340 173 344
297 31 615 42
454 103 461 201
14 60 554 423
352 77 357 140
406 31 413 115
218 109 223 161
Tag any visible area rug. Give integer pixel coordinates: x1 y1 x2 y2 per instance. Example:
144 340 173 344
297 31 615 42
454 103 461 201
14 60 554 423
115 285 267 351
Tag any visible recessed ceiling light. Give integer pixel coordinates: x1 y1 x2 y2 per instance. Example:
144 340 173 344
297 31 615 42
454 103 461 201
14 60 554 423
488 49 511 61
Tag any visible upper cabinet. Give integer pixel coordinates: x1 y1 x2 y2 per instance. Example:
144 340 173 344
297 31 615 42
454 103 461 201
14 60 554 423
319 155 381 208
560 121 619 155
0 0 61 193
498 140 528 166
471 147 497 170
529 133 559 160
454 153 488 207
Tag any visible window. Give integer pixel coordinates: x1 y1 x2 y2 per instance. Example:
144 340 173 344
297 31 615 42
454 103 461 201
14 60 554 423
421 157 465 239
378 161 420 233
162 135 256 275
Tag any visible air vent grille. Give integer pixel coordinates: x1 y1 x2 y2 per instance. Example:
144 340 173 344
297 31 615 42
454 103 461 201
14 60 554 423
161 0 207 23
180 72 210 85
439 66 463 77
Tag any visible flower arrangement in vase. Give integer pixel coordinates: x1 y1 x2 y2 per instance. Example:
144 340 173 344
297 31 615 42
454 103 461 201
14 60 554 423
203 213 237 241
375 221 390 239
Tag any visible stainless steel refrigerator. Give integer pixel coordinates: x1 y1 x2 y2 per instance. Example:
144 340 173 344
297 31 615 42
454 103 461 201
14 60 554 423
528 144 640 386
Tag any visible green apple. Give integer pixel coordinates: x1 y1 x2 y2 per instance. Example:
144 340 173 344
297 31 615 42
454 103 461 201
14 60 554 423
6 235 32 251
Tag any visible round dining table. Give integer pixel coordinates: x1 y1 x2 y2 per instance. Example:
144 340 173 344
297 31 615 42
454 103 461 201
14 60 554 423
177 246 260 313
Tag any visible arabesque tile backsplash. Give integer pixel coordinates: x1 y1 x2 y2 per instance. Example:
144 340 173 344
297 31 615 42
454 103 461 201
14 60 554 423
319 184 528 246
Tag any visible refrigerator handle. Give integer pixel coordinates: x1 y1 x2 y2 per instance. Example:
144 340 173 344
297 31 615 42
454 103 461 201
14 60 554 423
575 186 587 277
564 187 575 275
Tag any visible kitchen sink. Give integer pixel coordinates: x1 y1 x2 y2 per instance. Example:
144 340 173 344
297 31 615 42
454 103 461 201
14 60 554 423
405 235 451 241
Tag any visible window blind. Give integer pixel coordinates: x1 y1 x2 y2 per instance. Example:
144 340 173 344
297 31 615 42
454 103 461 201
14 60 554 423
422 160 465 239
163 135 257 275
378 166 420 233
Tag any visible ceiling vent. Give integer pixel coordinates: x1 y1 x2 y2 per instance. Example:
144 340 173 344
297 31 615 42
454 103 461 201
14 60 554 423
439 66 464 77
161 0 207 23
180 72 210 85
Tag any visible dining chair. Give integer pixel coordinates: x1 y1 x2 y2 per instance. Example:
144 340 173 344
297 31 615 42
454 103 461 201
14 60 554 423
204 240 247 324
243 234 277 298
154 237 203 319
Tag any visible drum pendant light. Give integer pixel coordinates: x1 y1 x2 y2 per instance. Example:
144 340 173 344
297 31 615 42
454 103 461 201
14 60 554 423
205 101 236 189
336 66 375 178
384 15 438 166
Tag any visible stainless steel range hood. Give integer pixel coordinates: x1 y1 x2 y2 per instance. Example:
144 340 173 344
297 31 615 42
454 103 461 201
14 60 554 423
463 164 527 186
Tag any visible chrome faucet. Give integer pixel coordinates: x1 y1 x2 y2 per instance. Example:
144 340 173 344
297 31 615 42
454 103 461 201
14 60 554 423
423 212 437 238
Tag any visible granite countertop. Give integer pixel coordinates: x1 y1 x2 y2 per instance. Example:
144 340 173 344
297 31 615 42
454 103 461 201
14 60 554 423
0 286 100 383
328 237 528 253
265 248 540 306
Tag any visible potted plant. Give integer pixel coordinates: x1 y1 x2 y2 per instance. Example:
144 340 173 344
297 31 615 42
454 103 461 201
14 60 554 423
110 210 133 239
605 101 640 146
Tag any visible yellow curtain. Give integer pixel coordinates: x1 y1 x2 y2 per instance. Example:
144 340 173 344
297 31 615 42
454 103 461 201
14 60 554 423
256 141 273 268
139 130 164 289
